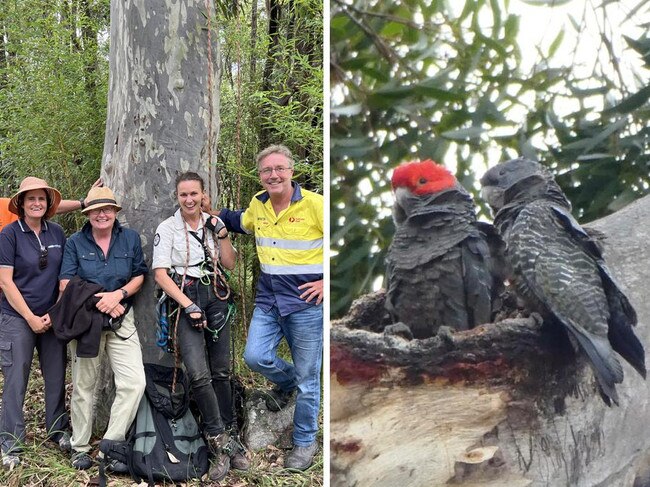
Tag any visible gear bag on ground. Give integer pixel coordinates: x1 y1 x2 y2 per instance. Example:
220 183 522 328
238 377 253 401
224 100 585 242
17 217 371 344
99 363 209 485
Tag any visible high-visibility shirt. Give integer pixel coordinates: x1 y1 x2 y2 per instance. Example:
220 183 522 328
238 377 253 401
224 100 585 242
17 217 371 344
220 183 323 316
0 198 18 232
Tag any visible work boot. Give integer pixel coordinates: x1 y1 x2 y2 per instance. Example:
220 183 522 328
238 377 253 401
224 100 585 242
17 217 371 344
206 432 231 482
265 386 295 412
285 442 318 470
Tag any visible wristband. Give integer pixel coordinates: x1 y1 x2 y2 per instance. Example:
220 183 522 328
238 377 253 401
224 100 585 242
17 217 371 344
217 232 229 240
79 198 86 210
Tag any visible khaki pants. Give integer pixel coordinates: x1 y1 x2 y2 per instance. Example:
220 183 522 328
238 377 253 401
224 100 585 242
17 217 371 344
69 310 145 453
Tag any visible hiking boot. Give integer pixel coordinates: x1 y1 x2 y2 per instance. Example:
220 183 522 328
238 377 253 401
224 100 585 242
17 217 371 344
71 451 93 470
225 426 250 471
265 386 295 412
57 432 71 453
206 432 231 482
209 451 230 481
230 450 250 471
106 458 129 474
285 442 318 470
2 452 20 470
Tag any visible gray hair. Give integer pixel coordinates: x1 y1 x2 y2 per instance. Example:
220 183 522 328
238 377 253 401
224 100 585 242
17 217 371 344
255 144 295 171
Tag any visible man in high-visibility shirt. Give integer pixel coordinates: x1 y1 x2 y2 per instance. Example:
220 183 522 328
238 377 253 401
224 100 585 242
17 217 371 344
219 144 323 471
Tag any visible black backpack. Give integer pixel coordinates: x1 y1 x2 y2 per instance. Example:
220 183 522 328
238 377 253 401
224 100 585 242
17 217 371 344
99 363 209 486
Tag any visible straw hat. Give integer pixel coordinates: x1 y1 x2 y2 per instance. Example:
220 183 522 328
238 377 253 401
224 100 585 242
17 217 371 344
82 186 122 214
9 177 62 219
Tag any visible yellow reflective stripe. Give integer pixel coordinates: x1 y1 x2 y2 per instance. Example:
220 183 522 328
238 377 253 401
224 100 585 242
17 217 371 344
255 237 323 250
260 263 323 275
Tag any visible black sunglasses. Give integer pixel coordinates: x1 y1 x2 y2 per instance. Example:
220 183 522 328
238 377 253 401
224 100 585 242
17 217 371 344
39 247 48 270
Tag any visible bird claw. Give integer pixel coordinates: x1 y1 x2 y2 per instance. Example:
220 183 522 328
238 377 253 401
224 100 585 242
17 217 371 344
436 326 455 345
529 312 544 327
383 322 414 340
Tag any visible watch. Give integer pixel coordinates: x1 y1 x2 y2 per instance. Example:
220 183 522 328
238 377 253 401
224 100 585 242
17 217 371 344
79 198 86 210
120 288 128 300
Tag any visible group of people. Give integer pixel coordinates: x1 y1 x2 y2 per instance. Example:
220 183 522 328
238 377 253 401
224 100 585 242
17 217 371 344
0 144 324 480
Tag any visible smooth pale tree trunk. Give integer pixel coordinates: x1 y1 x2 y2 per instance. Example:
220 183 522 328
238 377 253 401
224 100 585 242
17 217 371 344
331 193 650 487
92 0 221 432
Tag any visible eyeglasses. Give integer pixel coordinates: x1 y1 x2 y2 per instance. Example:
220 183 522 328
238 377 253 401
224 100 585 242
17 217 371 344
258 166 292 176
89 207 115 215
39 247 48 270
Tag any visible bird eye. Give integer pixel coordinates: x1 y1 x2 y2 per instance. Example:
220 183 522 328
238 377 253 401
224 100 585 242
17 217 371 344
418 177 427 185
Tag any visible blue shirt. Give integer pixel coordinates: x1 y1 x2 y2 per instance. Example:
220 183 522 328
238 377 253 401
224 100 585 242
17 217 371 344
59 220 148 294
220 183 323 316
0 219 66 316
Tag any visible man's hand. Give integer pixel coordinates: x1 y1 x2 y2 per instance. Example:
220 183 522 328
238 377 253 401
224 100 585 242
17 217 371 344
201 194 212 212
298 279 323 305
201 195 220 216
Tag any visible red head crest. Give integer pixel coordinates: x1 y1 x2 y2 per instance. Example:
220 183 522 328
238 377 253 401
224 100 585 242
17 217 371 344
391 159 457 196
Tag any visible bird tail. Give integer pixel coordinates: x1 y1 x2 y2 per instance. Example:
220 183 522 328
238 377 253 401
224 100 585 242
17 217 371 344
566 325 624 407
599 266 646 379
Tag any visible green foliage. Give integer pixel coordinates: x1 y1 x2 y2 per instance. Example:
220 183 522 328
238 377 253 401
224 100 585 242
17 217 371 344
216 0 323 332
331 0 650 317
0 0 109 233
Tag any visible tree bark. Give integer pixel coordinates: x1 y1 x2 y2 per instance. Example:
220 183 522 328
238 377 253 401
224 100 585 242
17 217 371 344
92 0 221 429
331 193 650 487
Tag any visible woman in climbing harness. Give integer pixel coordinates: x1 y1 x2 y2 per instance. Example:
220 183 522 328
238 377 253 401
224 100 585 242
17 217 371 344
152 171 249 482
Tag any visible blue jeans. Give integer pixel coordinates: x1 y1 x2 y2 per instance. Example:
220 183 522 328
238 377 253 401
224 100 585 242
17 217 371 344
244 304 323 447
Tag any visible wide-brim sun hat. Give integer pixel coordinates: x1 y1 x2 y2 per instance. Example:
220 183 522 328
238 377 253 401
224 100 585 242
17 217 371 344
9 177 62 219
82 186 122 214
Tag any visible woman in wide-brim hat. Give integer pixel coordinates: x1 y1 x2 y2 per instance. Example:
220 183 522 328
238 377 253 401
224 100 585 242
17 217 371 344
0 176 70 468
58 185 148 471
8 176 62 219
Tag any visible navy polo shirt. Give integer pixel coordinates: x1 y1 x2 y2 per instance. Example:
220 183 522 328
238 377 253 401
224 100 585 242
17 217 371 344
0 219 66 317
59 220 148 293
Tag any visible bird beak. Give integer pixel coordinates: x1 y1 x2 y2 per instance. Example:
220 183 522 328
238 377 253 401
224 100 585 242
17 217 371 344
481 186 504 211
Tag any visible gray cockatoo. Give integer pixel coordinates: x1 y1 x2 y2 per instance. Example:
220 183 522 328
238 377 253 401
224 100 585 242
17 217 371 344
480 156 645 406
385 159 501 339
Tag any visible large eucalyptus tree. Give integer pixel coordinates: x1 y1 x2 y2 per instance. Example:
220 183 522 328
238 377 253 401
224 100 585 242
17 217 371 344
102 0 222 362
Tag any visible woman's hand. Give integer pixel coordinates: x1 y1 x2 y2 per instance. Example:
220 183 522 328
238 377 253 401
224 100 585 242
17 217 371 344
27 313 51 334
184 303 207 329
108 303 126 319
94 290 124 316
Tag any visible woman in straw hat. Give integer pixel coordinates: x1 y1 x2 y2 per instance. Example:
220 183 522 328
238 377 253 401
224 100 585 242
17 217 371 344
0 177 71 469
58 186 147 472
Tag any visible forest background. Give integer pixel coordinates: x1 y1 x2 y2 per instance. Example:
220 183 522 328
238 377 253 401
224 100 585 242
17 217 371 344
331 0 650 318
0 0 323 485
